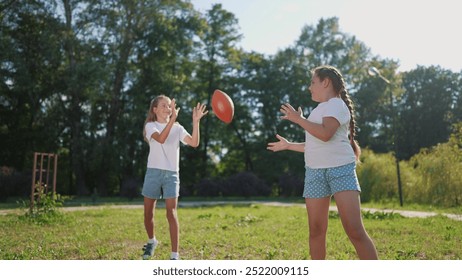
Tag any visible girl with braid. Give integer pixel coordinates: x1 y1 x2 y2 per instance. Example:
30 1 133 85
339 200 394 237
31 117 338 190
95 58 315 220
267 65 378 260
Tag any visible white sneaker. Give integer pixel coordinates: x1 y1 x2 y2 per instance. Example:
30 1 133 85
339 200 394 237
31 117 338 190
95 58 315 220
170 252 180 260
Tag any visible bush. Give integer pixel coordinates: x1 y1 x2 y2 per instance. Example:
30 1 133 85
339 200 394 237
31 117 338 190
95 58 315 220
357 150 399 203
195 178 223 197
21 183 66 224
223 172 272 197
409 140 462 207
277 173 304 197
356 124 462 207
0 166 30 200
192 172 271 197
119 177 142 200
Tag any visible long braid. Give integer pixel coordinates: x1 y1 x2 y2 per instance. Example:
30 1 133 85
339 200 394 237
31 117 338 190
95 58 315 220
340 89 361 160
312 65 361 161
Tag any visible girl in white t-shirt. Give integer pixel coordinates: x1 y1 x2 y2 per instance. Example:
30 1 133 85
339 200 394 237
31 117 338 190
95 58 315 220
267 65 378 260
141 95 207 260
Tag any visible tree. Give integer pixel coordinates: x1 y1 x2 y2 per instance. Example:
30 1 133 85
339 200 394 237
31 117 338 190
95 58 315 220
0 1 64 171
355 60 401 153
194 3 242 179
397 66 459 159
60 0 94 195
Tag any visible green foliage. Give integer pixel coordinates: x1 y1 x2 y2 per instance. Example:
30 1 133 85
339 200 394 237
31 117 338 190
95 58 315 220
357 149 399 202
357 125 462 207
407 124 462 207
398 66 460 160
1 0 462 205
361 210 403 220
193 172 271 197
23 184 65 224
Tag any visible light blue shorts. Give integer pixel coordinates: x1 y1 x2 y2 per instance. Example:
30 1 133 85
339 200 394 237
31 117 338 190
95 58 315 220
142 168 180 199
303 162 361 199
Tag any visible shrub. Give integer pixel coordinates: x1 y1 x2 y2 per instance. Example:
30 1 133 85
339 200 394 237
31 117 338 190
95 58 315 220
223 172 271 197
0 166 30 200
357 150 399 203
193 172 271 197
21 183 65 224
409 134 462 207
277 173 304 197
195 178 223 197
119 177 142 200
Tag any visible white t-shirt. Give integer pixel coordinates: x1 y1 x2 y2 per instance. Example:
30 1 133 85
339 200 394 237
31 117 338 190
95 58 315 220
304 97 356 168
145 121 190 171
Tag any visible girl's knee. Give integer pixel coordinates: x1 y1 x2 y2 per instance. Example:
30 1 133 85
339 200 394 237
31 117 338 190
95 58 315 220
309 223 328 238
344 225 367 242
166 207 177 220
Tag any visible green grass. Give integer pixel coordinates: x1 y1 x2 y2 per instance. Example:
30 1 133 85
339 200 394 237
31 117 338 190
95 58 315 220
1 204 461 260
2 196 461 214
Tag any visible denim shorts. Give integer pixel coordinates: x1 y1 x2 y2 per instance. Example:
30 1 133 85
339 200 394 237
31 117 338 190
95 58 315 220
142 168 180 199
303 162 361 198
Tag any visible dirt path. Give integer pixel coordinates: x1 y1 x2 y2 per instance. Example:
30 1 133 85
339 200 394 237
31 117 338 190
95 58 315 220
1 201 461 221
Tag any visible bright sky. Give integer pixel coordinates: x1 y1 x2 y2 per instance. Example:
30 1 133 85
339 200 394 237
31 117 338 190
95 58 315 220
191 0 462 73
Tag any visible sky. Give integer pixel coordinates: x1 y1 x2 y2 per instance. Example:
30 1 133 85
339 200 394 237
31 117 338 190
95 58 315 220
190 0 462 73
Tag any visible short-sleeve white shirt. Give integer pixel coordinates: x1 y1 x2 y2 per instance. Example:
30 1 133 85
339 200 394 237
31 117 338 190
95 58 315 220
145 121 190 171
304 97 356 168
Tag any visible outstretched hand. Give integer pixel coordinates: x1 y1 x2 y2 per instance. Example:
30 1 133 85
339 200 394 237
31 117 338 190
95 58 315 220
170 98 180 122
192 102 208 122
267 134 290 152
280 103 304 123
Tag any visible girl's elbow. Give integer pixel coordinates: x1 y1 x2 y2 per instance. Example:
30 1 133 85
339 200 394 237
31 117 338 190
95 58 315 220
189 140 199 148
320 135 334 142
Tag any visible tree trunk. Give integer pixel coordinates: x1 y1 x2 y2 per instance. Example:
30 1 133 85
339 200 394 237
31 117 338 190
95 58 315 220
63 0 87 195
97 16 133 196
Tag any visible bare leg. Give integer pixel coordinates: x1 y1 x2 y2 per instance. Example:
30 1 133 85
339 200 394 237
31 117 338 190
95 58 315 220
334 191 378 260
165 197 179 253
305 197 331 259
144 197 157 239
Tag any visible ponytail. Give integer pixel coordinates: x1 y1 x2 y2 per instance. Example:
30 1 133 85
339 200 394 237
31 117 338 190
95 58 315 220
143 95 169 143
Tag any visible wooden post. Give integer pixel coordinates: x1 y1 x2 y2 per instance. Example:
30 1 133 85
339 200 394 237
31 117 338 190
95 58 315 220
30 152 59 212
53 154 58 194
30 153 38 212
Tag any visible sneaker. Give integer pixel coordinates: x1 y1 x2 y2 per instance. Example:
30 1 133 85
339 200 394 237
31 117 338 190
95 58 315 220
142 240 158 260
170 252 180 260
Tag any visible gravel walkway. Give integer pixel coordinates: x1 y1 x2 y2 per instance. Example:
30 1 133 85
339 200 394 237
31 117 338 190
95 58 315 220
1 201 461 221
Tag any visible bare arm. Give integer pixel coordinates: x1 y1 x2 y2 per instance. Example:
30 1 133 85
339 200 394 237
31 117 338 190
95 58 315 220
280 103 339 142
267 134 305 153
183 102 208 147
151 99 180 144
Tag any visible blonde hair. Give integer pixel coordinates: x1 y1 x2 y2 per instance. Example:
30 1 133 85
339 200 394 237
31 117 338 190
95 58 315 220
142 95 170 143
311 65 361 161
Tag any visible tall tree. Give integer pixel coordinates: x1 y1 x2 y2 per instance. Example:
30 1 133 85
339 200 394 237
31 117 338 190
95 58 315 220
397 66 460 159
60 0 91 195
195 3 242 178
68 0 202 195
0 1 64 170
355 60 401 153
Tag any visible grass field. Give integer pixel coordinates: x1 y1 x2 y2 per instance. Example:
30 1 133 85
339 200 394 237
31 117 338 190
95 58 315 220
1 202 461 260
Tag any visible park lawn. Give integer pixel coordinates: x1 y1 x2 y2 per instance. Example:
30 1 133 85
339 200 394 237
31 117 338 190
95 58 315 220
0 204 461 260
